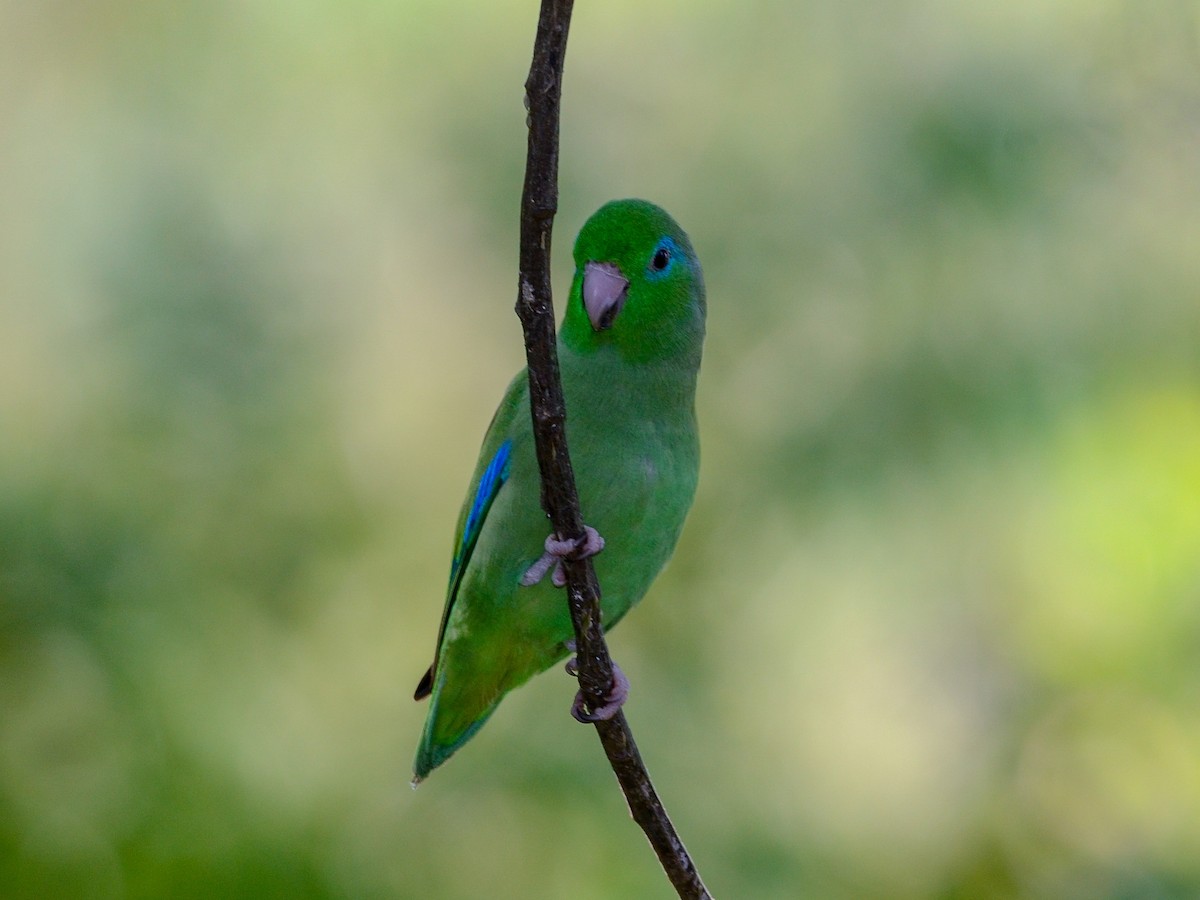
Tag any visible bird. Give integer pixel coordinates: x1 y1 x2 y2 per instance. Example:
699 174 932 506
413 199 705 782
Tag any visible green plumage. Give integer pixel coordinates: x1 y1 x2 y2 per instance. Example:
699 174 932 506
413 199 705 781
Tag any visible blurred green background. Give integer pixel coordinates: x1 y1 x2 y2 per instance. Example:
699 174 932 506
2 1 1199 897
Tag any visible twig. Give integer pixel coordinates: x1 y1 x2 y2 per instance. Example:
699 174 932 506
513 2 712 898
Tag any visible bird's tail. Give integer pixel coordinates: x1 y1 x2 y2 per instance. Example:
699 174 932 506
411 673 501 784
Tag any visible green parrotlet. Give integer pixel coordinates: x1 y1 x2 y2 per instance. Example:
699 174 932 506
413 199 705 781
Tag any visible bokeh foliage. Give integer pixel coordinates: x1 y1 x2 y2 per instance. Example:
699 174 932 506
2 1 1199 897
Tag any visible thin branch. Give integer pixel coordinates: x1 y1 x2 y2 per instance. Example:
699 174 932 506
513 2 712 898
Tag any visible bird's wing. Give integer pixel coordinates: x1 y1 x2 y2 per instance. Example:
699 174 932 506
414 371 528 699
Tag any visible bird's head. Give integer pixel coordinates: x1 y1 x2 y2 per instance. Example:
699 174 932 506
562 199 705 365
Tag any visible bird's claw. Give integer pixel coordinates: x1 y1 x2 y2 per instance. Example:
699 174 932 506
566 643 633 724
567 658 630 723
520 525 605 587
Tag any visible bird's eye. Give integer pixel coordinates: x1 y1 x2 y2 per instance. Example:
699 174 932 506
651 246 671 271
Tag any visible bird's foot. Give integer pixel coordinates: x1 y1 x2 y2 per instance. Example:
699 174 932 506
571 661 629 722
564 650 630 723
519 525 605 587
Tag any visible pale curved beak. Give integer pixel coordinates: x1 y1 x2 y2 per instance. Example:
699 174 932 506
582 262 629 331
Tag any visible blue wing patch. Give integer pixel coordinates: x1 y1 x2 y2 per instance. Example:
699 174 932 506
449 439 512 588
416 439 514 702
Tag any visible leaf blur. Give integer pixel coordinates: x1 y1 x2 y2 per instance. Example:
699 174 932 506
1 2 1198 897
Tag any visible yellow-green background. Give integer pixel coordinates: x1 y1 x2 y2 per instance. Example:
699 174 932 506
3 2 1199 897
